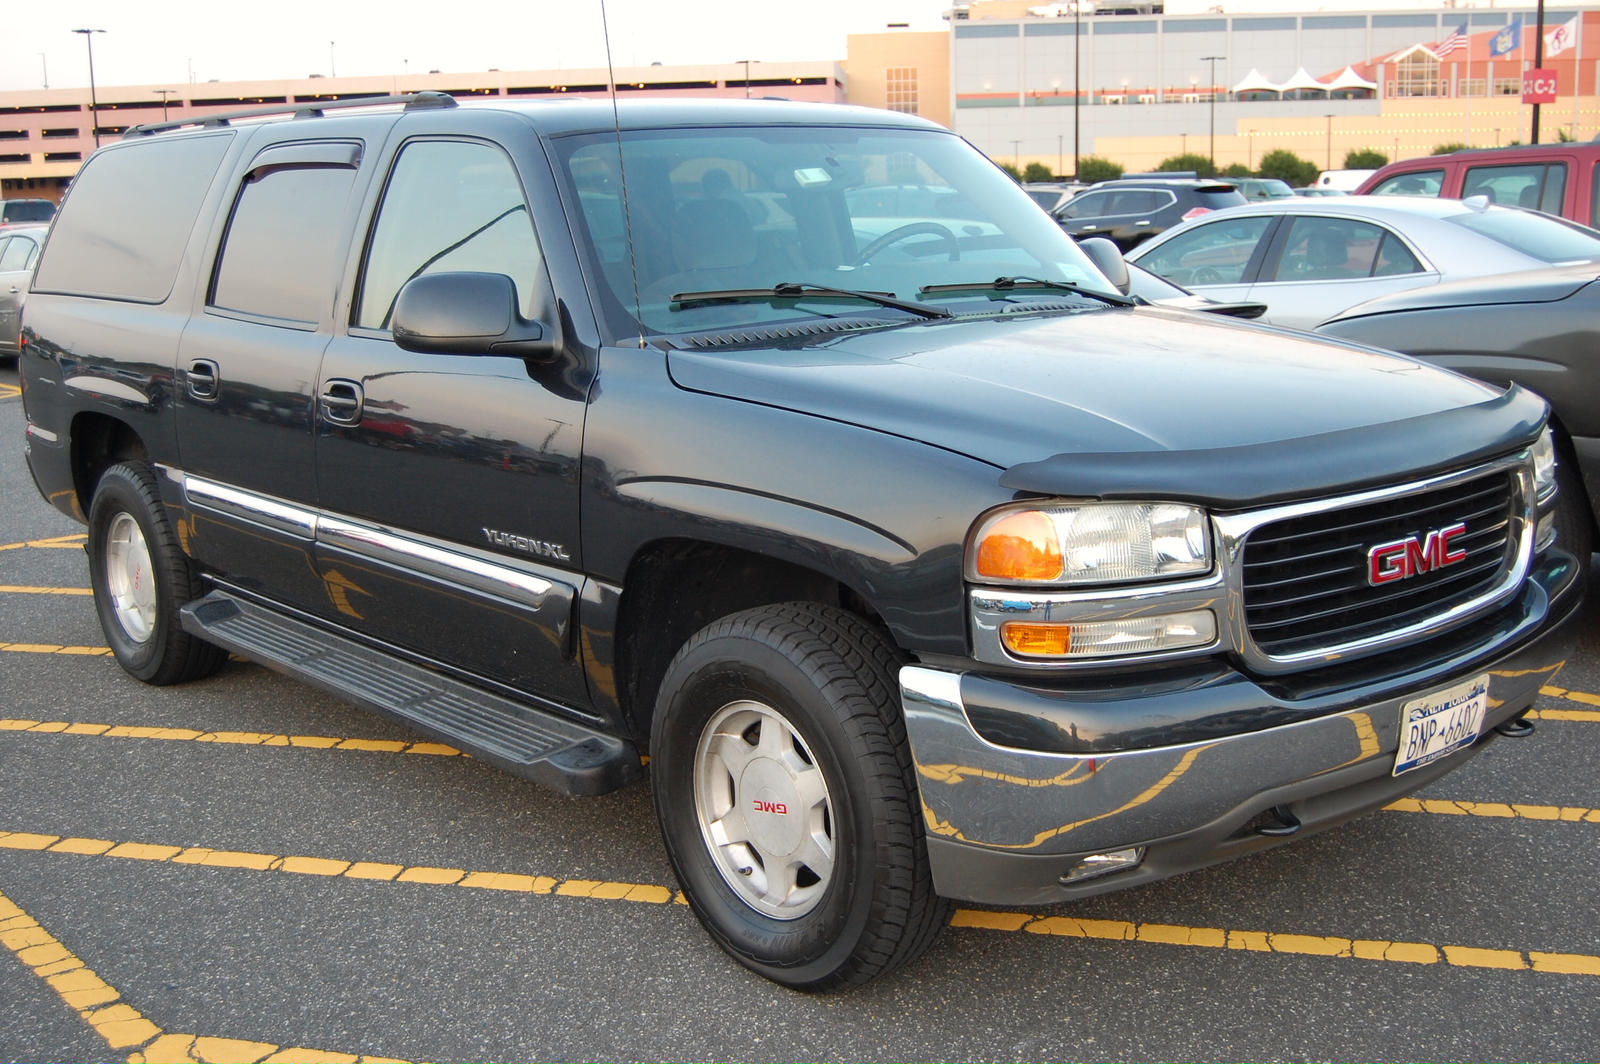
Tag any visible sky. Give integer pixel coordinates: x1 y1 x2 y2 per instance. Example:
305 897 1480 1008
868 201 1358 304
1 0 953 92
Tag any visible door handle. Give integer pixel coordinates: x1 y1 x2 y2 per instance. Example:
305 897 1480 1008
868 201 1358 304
187 359 220 401
320 379 364 425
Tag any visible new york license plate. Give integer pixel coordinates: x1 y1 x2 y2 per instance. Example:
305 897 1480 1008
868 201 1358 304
1393 674 1489 777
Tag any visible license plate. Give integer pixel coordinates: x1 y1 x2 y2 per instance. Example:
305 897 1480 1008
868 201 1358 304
1393 674 1489 777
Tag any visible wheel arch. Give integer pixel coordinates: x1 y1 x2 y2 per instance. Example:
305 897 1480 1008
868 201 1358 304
69 411 150 519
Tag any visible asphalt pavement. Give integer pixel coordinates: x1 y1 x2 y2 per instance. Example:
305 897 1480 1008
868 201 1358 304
3 361 1599 1063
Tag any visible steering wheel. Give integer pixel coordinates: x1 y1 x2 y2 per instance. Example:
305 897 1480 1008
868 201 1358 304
1189 266 1223 285
856 222 960 265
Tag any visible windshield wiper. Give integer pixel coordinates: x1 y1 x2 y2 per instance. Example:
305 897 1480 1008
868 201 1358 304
918 275 1135 308
670 281 953 320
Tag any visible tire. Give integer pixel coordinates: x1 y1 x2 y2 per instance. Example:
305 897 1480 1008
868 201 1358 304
86 462 226 685
649 602 951 989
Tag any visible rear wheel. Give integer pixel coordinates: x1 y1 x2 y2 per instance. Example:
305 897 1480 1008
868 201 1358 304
650 602 951 989
87 462 226 685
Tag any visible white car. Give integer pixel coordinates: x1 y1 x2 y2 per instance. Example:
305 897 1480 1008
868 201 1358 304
1125 195 1600 330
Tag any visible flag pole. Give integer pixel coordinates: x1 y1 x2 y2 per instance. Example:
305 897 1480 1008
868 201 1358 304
1532 0 1546 144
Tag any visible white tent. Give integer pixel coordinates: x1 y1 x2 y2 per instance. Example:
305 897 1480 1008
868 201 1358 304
1279 67 1330 96
1326 65 1378 92
1230 68 1283 97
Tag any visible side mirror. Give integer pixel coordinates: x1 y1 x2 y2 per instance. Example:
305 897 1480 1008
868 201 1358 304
1078 236 1130 295
391 271 556 359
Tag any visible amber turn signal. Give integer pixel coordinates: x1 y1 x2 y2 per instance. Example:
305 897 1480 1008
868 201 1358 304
1001 622 1072 657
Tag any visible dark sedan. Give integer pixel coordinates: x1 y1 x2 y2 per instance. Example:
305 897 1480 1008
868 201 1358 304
1318 264 1600 560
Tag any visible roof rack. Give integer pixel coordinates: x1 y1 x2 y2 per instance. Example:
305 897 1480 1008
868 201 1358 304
122 90 457 139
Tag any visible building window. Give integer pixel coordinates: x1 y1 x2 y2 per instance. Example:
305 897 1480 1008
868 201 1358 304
1493 77 1521 96
886 67 919 115
1393 52 1443 97
1458 77 1486 97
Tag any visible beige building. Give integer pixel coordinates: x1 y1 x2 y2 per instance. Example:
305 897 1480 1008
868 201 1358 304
843 30 952 129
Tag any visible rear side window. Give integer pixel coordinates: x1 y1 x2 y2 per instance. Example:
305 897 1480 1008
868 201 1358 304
0 234 40 271
1370 170 1444 197
31 133 232 303
1271 217 1414 281
1462 162 1566 213
209 158 358 324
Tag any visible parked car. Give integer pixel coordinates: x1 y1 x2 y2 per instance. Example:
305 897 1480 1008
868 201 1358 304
19 93 1582 989
1051 176 1246 250
1356 142 1600 226
0 223 48 359
1292 187 1348 197
1022 180 1084 213
1126 195 1600 330
0 198 55 225
1229 177 1294 201
1319 262 1600 560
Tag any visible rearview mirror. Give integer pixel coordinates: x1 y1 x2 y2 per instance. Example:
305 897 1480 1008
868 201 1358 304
392 271 556 359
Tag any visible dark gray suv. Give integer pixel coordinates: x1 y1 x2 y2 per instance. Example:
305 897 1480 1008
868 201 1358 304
1054 176 1246 249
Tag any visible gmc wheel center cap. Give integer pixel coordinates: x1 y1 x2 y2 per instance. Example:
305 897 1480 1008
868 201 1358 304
739 758 804 856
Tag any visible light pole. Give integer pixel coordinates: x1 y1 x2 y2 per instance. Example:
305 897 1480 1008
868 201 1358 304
73 29 106 148
736 58 758 98
1010 139 1021 170
155 89 176 122
38 52 48 90
1073 0 1081 177
1325 113 1334 169
330 41 336 79
1201 54 1224 174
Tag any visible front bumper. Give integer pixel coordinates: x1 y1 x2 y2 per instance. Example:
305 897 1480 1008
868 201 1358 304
901 550 1583 907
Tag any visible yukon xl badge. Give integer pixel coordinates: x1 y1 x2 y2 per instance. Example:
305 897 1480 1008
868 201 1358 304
483 527 571 562
1367 522 1468 586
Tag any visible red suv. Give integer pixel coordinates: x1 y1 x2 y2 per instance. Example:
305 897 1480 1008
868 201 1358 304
1356 142 1600 227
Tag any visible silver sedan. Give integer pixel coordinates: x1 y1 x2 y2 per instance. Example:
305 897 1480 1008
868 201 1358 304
1125 196 1600 330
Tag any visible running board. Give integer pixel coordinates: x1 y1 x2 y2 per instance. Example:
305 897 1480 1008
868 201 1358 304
179 592 640 796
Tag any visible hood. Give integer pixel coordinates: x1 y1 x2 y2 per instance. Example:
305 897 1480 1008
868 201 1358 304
1325 263 1600 323
666 306 1538 507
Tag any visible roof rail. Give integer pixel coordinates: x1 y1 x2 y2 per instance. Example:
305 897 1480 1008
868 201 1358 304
122 90 457 139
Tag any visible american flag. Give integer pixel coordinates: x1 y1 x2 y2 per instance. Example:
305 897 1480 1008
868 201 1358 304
1438 22 1467 57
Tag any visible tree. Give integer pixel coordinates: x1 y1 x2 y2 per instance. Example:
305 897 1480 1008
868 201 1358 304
1257 148 1318 188
1343 149 1388 169
1022 161 1054 182
1223 163 1254 178
1075 156 1123 183
1557 128 1576 143
1156 153 1216 177
1431 142 1468 155
995 161 1023 182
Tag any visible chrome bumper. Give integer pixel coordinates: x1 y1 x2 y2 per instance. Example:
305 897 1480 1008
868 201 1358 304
902 552 1583 906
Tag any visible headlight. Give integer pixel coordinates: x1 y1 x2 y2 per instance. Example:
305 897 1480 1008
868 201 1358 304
968 501 1211 586
1533 428 1557 505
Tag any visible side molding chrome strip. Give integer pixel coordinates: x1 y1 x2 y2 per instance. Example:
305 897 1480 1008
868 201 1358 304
320 517 556 611
184 474 319 541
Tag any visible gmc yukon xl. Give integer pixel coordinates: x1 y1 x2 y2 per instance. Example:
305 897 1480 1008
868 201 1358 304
18 93 1583 988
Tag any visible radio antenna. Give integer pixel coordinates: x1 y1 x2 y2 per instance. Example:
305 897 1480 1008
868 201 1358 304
600 0 646 348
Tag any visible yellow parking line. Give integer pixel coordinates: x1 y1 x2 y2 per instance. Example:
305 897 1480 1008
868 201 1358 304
0 644 112 656
0 718 462 758
0 533 86 552
0 886 405 1063
0 585 93 596
951 910 1600 978
0 383 20 400
5 829 1596 981
0 830 684 908
1535 686 1600 719
1384 797 1600 822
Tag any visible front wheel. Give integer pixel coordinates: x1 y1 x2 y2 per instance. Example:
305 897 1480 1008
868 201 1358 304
87 462 226 685
650 602 950 989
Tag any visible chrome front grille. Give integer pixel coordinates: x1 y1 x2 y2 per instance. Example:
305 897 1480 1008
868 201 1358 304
1241 470 1518 659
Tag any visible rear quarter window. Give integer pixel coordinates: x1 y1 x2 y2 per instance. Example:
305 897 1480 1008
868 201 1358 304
31 132 233 303
1370 170 1444 197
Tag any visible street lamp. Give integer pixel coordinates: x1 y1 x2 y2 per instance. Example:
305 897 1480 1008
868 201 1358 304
736 58 758 98
38 52 48 90
1073 0 1081 177
1325 113 1334 169
73 29 106 148
1201 54 1225 174
155 89 176 122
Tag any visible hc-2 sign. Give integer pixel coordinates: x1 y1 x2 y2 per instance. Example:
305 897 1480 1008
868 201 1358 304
1367 523 1469 585
1522 69 1558 105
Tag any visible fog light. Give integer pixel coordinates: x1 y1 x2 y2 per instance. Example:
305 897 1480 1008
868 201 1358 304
1002 610 1215 660
1060 847 1146 885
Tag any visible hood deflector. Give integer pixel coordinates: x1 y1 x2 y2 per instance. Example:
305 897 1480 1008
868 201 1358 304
998 384 1546 510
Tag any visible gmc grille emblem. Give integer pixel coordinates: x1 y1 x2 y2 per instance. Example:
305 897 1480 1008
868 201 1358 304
1367 523 1468 586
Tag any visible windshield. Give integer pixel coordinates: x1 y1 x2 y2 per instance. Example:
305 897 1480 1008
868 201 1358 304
554 125 1117 338
1445 207 1600 264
